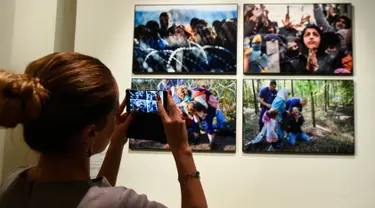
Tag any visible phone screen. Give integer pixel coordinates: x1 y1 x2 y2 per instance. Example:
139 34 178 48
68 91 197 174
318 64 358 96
126 89 168 143
128 90 165 113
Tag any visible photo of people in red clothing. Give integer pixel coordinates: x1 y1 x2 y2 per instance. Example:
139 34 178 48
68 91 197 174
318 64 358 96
243 79 354 154
243 4 353 75
129 79 236 152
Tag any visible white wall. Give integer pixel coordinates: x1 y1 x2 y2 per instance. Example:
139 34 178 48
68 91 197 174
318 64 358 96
0 0 16 182
0 0 15 70
75 0 375 207
0 0 372 206
0 0 77 180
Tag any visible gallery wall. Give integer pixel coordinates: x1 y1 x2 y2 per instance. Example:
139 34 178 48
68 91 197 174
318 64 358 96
0 0 373 207
74 0 375 207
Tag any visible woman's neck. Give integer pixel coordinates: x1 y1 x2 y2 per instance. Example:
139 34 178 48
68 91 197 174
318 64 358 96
28 152 90 182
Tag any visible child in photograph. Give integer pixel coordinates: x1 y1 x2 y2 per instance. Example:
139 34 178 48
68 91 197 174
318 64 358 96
265 108 279 151
287 107 311 145
192 85 219 109
186 101 217 148
176 86 193 108
176 86 194 122
245 106 274 146
191 85 227 128
257 80 278 132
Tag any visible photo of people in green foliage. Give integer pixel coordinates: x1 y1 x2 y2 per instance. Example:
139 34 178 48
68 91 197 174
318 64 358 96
130 79 236 152
243 79 354 154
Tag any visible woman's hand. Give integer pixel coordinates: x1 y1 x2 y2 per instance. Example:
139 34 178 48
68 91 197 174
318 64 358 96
307 48 319 71
300 15 311 24
157 92 190 154
110 97 134 146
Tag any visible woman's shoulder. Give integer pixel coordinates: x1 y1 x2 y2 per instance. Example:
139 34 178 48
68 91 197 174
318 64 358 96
0 167 167 208
78 186 167 208
0 166 31 195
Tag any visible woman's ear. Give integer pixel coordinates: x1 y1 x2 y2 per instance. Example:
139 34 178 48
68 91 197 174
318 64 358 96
82 125 97 141
82 125 97 156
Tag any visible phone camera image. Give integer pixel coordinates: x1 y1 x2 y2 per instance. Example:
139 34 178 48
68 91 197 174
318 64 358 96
129 90 163 113
130 79 237 152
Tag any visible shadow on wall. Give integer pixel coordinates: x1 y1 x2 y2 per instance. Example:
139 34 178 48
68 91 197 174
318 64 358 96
0 129 6 182
54 0 77 52
2 126 38 180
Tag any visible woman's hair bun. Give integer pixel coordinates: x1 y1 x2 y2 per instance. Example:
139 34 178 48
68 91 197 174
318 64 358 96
0 69 49 128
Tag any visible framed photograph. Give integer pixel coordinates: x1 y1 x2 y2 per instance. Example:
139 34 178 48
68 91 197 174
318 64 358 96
243 79 354 155
243 4 353 75
129 79 237 152
133 4 238 74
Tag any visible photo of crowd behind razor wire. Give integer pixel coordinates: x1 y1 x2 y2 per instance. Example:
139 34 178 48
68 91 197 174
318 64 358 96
133 5 238 74
244 4 353 75
129 79 237 152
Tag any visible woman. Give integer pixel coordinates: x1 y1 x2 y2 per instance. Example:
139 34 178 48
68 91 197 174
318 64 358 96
0 52 207 208
271 87 290 140
285 24 338 74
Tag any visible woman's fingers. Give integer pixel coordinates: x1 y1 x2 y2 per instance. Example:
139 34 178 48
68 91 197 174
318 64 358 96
157 94 170 124
117 96 127 120
166 92 180 119
118 112 129 124
118 112 134 132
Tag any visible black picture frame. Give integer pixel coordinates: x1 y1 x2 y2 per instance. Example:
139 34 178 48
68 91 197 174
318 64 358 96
243 3 354 76
132 4 239 75
242 79 355 155
129 78 237 153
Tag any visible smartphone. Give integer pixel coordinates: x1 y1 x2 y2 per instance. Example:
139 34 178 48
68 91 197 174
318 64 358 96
126 89 167 113
125 89 168 144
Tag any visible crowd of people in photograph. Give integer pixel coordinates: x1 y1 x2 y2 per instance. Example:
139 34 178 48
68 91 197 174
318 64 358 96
133 11 238 73
157 79 227 149
246 80 310 151
244 4 353 74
